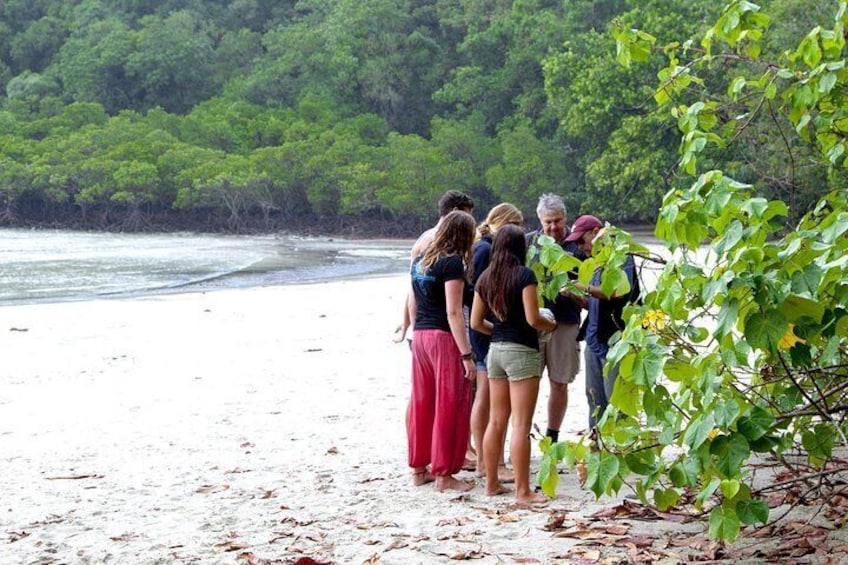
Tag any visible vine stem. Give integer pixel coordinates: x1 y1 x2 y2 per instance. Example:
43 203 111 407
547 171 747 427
754 466 848 494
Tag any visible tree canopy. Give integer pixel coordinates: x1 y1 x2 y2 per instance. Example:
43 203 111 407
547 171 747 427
0 0 841 232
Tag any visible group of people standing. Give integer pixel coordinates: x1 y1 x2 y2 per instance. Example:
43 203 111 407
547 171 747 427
398 191 639 506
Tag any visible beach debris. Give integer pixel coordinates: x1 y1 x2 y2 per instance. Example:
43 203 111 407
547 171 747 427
195 484 229 494
109 532 142 542
436 516 474 527
213 538 250 552
280 516 316 527
268 530 295 544
240 441 255 449
224 467 252 474
588 500 690 523
9 327 28 332
383 538 409 551
326 446 339 455
44 473 103 480
7 530 30 543
305 348 323 353
235 552 287 565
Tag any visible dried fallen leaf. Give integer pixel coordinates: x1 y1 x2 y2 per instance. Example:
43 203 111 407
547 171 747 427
8 531 30 543
45 474 104 480
214 540 250 552
280 517 315 527
384 539 409 551
225 467 252 474
362 554 381 565
600 524 630 536
196 484 229 494
269 531 294 544
449 549 485 560
621 535 654 548
436 516 474 527
544 513 568 530
109 533 141 542
496 514 520 523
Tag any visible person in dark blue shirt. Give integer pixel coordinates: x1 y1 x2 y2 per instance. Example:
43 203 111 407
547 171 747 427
468 203 523 481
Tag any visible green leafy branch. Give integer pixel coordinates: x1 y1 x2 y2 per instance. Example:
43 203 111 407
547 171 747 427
540 0 848 543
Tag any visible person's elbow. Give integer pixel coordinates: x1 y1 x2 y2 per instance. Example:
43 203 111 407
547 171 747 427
447 306 464 321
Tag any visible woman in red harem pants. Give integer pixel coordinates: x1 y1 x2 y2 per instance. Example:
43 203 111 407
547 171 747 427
407 210 477 492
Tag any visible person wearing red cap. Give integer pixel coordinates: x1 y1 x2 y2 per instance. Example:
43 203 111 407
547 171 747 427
564 215 640 430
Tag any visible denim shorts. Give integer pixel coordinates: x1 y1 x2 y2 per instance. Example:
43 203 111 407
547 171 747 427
487 341 542 381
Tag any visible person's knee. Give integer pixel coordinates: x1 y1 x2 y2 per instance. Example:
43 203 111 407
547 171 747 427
487 416 508 432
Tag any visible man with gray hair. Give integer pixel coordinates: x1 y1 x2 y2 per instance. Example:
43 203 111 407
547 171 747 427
525 194 585 443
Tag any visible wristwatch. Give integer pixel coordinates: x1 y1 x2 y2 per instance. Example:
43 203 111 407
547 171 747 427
460 351 475 362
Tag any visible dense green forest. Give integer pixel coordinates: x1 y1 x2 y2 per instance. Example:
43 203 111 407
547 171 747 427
0 0 839 233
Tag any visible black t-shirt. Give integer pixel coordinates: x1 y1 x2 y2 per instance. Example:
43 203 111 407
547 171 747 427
526 230 584 324
411 253 467 332
483 266 540 350
470 237 493 360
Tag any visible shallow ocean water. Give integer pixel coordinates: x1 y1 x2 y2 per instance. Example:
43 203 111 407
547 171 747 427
0 229 412 305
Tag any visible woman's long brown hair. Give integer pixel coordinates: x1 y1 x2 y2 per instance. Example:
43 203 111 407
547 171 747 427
476 224 527 320
420 210 476 280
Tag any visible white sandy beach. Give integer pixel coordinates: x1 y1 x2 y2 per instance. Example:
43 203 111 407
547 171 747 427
2 274 844 565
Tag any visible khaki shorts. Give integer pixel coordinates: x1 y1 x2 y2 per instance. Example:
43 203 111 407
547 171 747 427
487 341 542 382
539 322 580 384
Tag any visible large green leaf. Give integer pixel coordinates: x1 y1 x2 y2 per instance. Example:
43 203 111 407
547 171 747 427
654 487 681 511
586 451 621 498
744 309 788 353
610 378 642 417
684 413 716 450
737 407 775 441
710 433 750 477
802 424 836 462
630 347 665 386
781 295 825 323
713 398 741 428
669 458 700 487
709 505 741 542
737 499 769 525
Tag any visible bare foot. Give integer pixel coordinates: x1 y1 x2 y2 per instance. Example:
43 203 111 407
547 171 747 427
411 468 435 486
462 457 476 471
576 462 588 487
485 482 512 496
514 491 550 507
435 475 475 492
